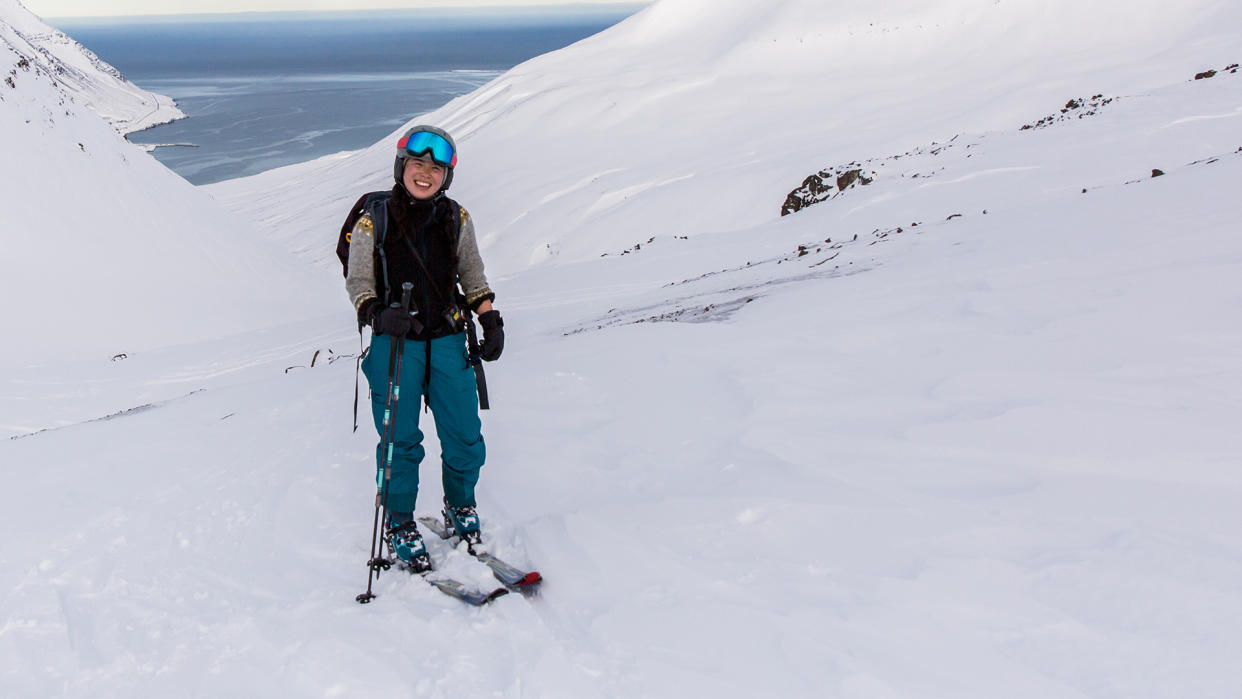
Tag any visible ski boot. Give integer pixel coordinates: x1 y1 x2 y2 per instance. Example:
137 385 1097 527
442 499 483 549
385 519 432 573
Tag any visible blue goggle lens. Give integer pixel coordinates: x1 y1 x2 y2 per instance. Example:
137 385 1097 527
399 131 456 168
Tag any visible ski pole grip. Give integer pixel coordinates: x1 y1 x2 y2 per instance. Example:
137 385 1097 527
399 282 414 313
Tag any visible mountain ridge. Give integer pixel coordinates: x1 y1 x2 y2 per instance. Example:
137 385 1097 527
1 0 182 133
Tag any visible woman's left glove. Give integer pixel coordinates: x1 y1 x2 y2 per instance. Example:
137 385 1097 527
478 310 504 361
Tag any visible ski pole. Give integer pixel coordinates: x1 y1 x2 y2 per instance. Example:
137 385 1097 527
376 288 415 558
357 282 414 604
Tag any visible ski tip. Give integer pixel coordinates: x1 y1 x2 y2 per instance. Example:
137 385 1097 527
518 571 543 587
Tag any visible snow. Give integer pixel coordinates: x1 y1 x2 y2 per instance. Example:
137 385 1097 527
0 0 333 368
3 0 1242 697
0 0 183 134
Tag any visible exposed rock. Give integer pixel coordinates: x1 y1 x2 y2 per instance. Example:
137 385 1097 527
781 165 876 216
1152 169 1165 177
1020 94 1116 130
1195 63 1239 79
837 168 870 190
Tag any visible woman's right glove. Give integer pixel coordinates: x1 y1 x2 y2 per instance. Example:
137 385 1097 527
371 305 414 337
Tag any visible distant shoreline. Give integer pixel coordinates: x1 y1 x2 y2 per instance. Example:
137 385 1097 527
116 99 185 137
130 142 200 153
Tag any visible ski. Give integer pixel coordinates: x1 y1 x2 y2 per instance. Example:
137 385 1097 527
418 516 544 590
418 570 510 606
358 556 509 606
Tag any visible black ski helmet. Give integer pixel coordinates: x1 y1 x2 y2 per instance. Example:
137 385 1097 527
394 125 457 193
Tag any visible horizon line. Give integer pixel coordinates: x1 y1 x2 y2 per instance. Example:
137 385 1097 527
41 2 651 22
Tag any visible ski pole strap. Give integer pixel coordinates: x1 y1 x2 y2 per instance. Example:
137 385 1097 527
465 313 490 410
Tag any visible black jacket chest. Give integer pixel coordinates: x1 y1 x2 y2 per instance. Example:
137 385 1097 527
376 200 459 338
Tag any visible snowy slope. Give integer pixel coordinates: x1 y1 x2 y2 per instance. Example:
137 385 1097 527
4 0 1242 697
1 0 182 133
0 2 334 371
208 0 1238 277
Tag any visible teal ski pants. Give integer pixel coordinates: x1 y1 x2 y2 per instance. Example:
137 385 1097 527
361 332 485 514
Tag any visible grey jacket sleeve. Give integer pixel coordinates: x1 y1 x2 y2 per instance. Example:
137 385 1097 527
345 213 379 312
456 207 494 308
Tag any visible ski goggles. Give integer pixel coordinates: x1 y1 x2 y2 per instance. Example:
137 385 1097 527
398 130 457 168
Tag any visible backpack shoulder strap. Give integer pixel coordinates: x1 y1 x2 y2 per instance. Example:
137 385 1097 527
338 192 377 278
443 196 463 270
361 191 392 245
360 191 393 303
449 199 462 245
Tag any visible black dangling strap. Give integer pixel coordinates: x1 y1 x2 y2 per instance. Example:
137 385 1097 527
423 340 432 413
352 331 370 432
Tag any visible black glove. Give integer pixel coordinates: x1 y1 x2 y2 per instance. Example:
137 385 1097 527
373 306 414 337
478 310 504 361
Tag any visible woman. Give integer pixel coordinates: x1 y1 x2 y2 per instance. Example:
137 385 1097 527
345 125 504 572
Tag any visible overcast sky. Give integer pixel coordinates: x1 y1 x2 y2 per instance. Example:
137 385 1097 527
21 1 640 19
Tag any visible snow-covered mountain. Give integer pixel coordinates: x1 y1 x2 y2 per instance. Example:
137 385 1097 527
4 1 1242 697
0 0 182 133
0 0 332 366
209 0 1238 277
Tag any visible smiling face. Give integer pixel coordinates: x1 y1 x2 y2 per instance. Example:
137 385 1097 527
402 157 447 200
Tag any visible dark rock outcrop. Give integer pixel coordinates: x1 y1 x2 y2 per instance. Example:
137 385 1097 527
1020 94 1116 130
781 165 876 216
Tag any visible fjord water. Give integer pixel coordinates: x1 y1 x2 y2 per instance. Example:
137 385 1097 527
53 7 641 184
